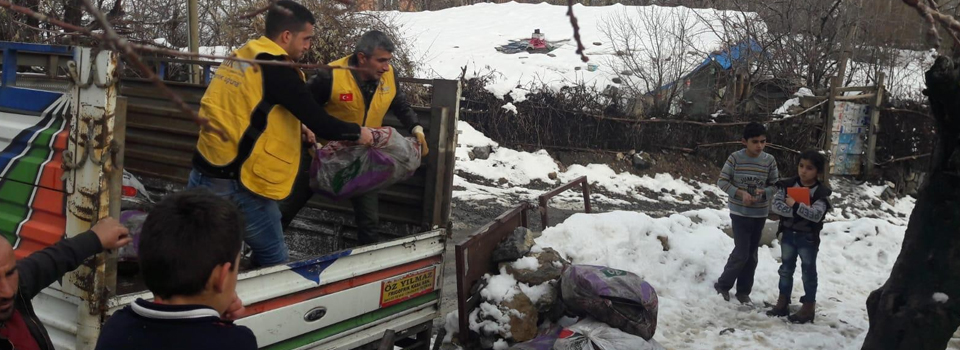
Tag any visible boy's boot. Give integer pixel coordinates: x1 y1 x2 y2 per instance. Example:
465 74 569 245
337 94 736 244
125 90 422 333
789 302 816 324
766 294 790 317
735 294 752 304
714 283 730 301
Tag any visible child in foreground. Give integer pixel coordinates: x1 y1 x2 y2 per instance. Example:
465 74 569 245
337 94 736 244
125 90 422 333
95 188 256 350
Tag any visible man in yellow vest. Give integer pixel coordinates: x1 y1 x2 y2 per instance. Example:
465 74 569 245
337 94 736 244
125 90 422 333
188 0 373 267
279 30 427 245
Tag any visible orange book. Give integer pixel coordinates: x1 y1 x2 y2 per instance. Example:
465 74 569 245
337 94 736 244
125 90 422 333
787 187 811 206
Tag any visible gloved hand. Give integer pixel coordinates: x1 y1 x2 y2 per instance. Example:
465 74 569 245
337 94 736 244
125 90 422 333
412 125 429 157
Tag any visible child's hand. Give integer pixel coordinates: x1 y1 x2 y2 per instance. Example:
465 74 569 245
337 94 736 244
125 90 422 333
786 196 796 206
739 190 756 205
222 293 246 321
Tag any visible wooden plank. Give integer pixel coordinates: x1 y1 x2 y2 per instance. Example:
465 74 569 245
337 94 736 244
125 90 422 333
430 79 461 229
865 72 885 177
456 204 530 344
822 76 841 183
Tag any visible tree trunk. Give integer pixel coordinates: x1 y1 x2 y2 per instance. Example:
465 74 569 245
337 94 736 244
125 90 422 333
862 56 960 349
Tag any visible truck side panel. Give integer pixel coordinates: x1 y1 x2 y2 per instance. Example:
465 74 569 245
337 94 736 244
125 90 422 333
0 93 70 259
108 229 446 349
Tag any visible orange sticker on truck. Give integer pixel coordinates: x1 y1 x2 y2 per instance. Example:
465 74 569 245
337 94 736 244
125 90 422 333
380 267 437 308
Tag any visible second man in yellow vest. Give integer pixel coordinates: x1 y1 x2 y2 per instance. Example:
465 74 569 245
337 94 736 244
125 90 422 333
279 30 426 245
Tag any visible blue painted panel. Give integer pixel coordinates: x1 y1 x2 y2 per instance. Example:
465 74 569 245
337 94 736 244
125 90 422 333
0 87 62 115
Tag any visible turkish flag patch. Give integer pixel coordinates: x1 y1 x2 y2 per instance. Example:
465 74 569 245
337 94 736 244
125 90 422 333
339 93 354 102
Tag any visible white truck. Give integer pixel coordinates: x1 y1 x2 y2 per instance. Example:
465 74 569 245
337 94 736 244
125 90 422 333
0 42 460 350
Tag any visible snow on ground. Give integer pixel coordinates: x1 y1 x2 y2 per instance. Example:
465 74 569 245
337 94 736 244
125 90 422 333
446 119 918 349
388 2 751 98
532 209 908 349
453 121 725 209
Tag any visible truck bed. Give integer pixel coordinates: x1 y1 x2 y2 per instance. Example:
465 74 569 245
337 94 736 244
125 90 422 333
116 173 425 296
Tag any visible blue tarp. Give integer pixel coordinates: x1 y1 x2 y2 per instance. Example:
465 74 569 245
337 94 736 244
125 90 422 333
649 39 765 95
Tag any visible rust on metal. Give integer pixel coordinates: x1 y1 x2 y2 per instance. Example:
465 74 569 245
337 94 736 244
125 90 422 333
456 203 530 344
537 176 592 229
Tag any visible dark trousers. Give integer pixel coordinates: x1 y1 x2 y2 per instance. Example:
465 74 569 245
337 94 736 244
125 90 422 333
278 144 381 245
717 214 766 296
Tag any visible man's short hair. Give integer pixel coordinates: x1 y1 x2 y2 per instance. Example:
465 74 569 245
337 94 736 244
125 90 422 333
800 149 827 174
139 188 244 299
355 30 396 56
743 121 767 140
265 0 316 39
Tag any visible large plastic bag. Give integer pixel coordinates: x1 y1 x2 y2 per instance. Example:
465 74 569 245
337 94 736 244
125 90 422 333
560 265 659 340
121 170 154 210
509 325 564 350
310 127 421 201
118 210 148 263
552 319 664 350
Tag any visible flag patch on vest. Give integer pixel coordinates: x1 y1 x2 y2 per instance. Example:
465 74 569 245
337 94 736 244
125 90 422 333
339 93 354 102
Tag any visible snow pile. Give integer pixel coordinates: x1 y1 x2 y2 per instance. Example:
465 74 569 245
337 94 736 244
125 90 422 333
151 38 231 59
826 178 915 226
469 267 557 342
773 87 816 116
454 121 724 207
533 209 908 349
388 2 756 98
511 256 540 271
933 293 949 304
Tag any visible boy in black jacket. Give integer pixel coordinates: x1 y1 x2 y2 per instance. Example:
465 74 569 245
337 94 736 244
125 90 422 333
766 150 832 324
0 219 129 350
96 189 255 350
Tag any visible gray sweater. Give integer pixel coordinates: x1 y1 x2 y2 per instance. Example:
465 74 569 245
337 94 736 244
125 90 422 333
717 149 779 218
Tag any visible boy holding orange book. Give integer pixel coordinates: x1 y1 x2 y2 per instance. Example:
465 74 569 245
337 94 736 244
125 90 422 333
767 150 832 324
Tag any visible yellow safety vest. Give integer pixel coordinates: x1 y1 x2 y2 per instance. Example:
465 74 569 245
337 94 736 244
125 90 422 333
195 36 303 200
324 55 397 127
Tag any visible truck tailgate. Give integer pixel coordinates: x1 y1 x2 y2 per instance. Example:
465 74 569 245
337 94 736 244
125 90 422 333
108 229 446 349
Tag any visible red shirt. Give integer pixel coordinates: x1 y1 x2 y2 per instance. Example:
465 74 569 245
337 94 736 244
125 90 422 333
0 310 42 350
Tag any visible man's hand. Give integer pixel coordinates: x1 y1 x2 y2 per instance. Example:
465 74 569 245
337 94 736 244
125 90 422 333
222 293 246 321
412 125 429 157
785 196 797 207
739 190 756 205
358 127 374 146
301 124 316 144
91 217 131 250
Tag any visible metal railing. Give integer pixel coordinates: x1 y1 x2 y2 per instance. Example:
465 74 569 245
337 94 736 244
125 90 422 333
538 176 591 229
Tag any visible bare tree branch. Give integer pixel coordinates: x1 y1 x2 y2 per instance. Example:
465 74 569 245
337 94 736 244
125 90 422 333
566 0 588 63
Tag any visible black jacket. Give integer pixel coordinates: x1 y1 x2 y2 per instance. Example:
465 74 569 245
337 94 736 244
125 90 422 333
192 52 362 180
3 231 103 350
95 299 257 350
773 177 832 235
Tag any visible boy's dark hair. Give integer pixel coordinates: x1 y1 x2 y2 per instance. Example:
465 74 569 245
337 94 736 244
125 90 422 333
265 1 316 39
742 121 767 140
800 149 827 174
139 188 244 299
355 30 396 56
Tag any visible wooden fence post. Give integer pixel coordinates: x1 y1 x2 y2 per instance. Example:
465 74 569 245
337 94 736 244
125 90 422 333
865 72 886 178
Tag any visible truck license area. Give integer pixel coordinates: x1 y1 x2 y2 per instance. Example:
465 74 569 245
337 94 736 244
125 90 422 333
380 267 437 308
